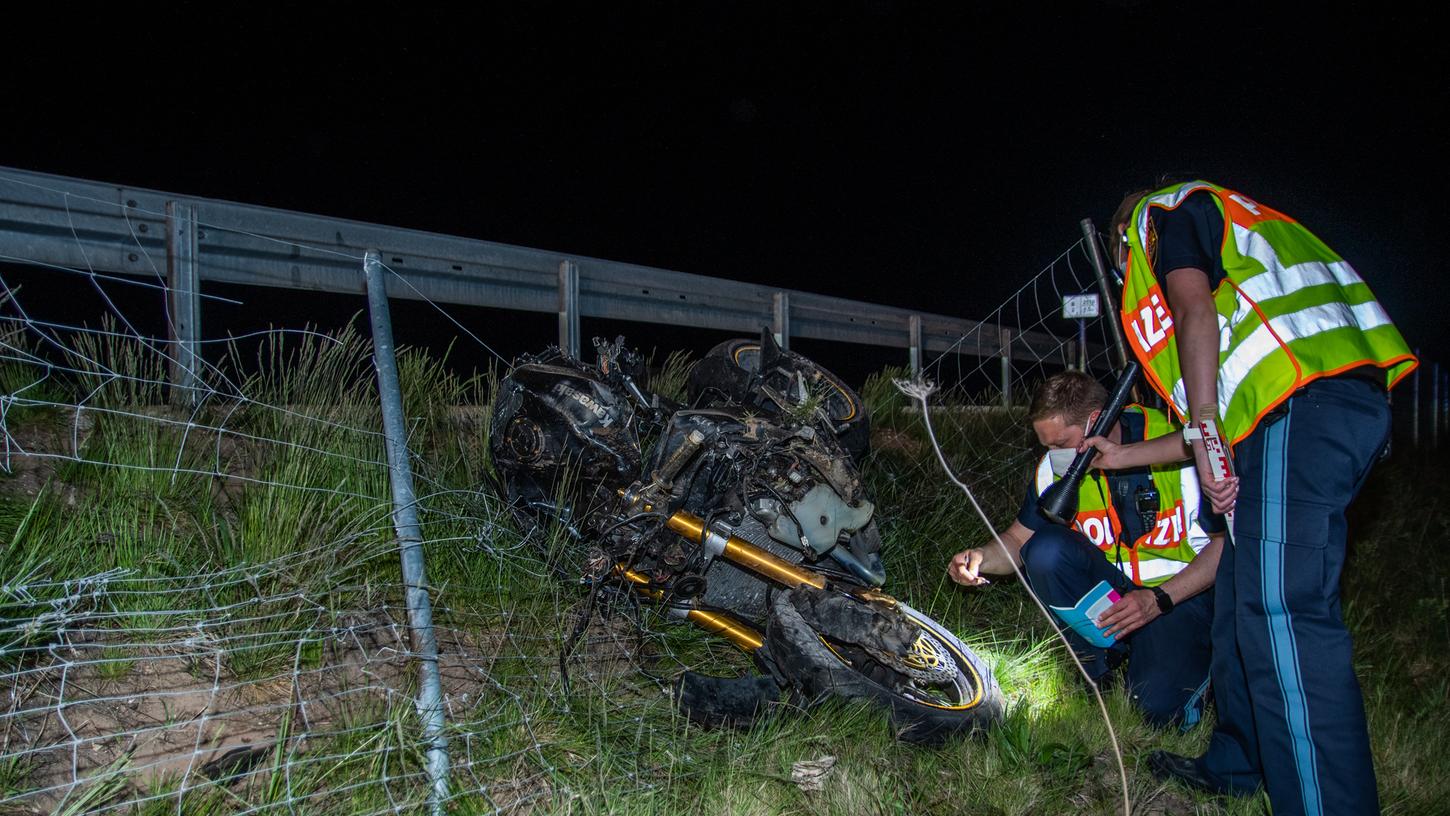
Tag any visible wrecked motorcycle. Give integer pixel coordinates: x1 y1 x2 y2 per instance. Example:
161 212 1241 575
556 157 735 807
489 332 1003 742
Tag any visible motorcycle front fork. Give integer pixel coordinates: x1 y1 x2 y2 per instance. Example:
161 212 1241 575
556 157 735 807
614 507 896 653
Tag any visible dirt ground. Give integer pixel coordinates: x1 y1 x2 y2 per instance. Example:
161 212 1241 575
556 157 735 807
2 607 555 814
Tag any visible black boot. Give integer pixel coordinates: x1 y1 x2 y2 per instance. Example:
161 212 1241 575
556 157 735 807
1146 750 1221 793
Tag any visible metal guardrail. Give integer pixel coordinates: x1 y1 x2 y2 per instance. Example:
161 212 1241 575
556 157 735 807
0 166 1087 377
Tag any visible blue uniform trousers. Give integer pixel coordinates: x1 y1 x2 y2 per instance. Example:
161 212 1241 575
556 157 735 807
1196 377 1388 815
1020 525 1213 729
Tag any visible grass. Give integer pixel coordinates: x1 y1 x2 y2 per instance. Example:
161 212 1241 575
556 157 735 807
0 327 1444 815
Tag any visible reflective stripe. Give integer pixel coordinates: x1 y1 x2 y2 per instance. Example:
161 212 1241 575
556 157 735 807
1180 673 1212 731
1177 463 1210 556
1167 301 1396 417
1260 408 1323 816
1232 221 1366 300
1144 181 1217 214
1350 300 1393 329
1135 557 1190 581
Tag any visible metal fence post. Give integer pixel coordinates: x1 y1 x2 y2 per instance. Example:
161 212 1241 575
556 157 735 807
165 202 202 406
1412 349 1421 449
1433 363 1441 450
908 315 923 377
1432 371 1444 452
773 291 791 351
363 250 450 814
1079 218 1130 370
1000 328 1013 408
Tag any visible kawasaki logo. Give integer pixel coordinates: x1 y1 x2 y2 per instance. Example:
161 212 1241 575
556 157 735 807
552 382 612 425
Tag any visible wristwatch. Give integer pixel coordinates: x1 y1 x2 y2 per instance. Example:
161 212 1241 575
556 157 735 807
1148 585 1175 614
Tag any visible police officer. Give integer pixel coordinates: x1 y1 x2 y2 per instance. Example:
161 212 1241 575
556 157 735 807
949 370 1222 729
1083 180 1416 815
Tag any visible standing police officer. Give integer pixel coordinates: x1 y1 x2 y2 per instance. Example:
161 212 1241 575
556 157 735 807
1083 180 1416 815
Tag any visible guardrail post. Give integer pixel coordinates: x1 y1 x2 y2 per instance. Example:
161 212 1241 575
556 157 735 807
1000 328 1013 408
165 202 202 406
773 291 791 351
559 260 580 358
1080 219 1131 370
908 315 923 377
363 250 450 815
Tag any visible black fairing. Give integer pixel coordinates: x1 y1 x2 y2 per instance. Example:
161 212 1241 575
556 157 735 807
490 355 642 521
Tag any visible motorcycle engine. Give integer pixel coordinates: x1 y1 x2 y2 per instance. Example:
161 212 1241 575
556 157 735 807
644 407 885 616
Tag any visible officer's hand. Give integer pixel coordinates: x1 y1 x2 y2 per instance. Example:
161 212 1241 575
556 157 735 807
1201 473 1238 514
1097 589 1160 639
1191 447 1239 513
948 549 990 587
1078 435 1124 470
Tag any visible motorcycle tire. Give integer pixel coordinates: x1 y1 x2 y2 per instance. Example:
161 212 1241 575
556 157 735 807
689 338 871 462
765 588 1004 743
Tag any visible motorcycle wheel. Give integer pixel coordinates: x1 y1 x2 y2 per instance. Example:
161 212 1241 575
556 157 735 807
765 589 1004 743
691 338 871 462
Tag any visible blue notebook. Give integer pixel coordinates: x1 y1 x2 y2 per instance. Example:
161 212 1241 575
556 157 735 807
1048 580 1122 648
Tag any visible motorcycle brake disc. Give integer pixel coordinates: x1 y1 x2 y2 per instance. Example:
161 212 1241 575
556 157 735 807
863 628 962 686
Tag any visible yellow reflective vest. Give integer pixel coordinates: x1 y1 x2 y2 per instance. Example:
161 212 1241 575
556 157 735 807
1119 181 1416 443
1034 406 1210 587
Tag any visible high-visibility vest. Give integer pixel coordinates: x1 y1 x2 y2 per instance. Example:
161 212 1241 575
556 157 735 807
1119 181 1417 443
1034 406 1210 587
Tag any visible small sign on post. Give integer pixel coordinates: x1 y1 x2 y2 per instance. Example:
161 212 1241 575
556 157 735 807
1062 293 1100 320
1062 294 1100 371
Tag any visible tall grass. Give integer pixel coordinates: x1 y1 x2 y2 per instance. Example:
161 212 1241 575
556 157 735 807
0 328 1443 815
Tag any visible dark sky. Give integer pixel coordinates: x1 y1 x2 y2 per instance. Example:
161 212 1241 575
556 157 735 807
3 3 1446 375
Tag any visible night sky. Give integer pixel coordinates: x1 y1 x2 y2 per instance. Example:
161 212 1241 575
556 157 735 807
3 3 1445 380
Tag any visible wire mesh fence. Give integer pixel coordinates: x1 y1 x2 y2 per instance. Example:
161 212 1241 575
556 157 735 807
905 234 1125 507
0 182 730 815
0 173 1440 815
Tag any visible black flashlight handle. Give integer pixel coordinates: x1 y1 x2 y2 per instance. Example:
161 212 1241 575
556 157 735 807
1038 361 1142 525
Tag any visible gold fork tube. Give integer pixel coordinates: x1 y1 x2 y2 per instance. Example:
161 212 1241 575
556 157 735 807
682 609 764 651
616 566 764 651
665 511 827 590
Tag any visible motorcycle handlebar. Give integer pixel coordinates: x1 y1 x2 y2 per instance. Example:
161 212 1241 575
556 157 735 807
1037 361 1142 526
